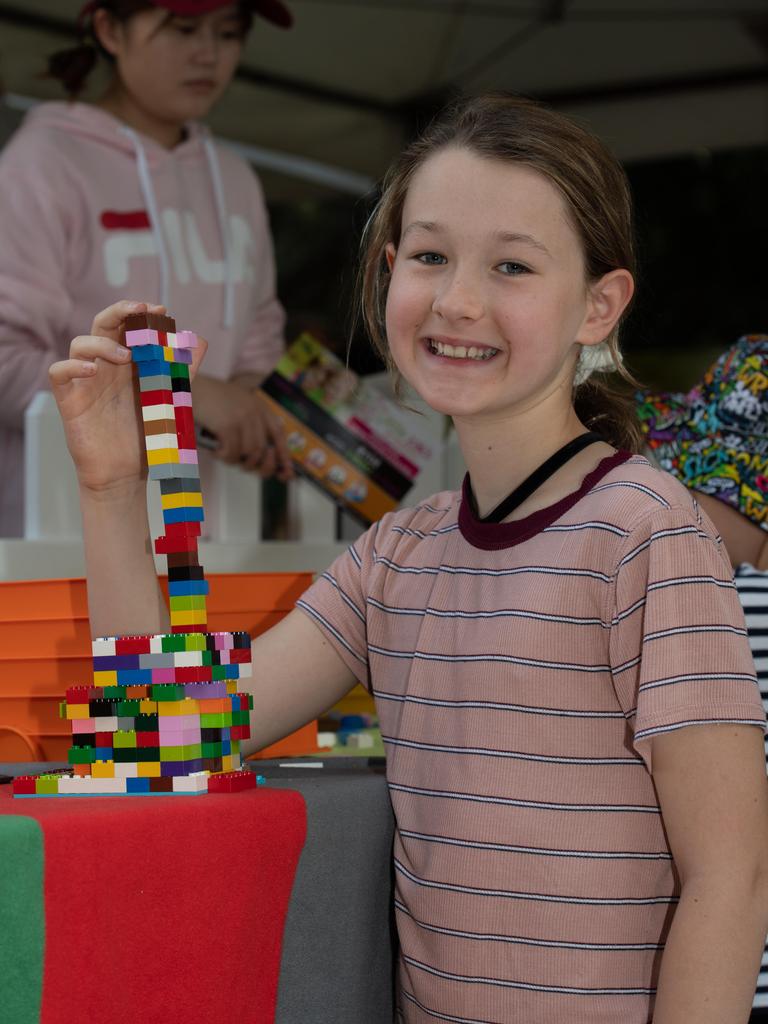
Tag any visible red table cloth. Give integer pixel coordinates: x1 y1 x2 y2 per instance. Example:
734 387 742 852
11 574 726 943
0 784 306 1024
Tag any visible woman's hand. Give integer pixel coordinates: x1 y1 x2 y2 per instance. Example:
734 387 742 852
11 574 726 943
192 374 294 481
49 300 206 495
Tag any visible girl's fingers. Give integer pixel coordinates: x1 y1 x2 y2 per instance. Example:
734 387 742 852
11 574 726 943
70 334 133 364
89 300 167 341
48 358 98 388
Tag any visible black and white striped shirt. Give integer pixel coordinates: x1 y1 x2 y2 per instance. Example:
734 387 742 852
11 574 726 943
735 563 768 1009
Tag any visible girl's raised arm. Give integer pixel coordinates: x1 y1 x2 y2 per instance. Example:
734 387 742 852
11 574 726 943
49 301 356 751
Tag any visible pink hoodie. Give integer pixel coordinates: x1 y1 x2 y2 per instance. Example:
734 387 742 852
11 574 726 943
0 101 285 535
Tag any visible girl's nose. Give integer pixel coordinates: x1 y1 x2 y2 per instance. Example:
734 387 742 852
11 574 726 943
431 273 484 322
191 30 220 63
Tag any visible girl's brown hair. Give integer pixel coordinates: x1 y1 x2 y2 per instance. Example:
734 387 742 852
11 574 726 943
47 1 252 97
359 92 643 452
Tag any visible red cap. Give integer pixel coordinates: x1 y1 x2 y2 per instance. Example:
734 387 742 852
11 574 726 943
79 0 293 30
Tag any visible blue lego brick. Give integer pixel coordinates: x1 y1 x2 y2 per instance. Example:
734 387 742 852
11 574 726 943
127 777 151 794
131 344 167 363
162 507 205 525
115 669 153 686
167 580 210 597
135 359 172 377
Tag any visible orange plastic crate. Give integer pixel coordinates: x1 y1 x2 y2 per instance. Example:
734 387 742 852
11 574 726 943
0 573 317 761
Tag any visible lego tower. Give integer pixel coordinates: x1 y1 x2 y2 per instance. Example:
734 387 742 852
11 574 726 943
14 313 255 796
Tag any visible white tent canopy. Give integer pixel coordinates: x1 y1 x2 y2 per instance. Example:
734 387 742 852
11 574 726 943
1 0 766 197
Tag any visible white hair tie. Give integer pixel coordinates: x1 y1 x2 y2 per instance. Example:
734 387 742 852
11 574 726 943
574 341 619 386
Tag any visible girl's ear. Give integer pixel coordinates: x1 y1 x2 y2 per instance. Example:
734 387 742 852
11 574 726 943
385 243 397 272
579 269 634 347
91 8 122 58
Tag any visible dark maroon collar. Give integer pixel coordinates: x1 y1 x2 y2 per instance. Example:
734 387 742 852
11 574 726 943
458 450 632 551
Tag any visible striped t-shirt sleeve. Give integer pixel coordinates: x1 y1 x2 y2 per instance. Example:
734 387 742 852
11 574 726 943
608 507 765 771
296 522 379 688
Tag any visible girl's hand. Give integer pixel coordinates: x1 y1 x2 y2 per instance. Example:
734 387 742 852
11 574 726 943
192 374 294 481
49 300 206 495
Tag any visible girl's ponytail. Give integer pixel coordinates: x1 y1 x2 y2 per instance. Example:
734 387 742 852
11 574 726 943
574 378 644 453
46 43 98 97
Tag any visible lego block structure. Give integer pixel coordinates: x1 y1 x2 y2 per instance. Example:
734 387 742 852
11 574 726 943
14 313 256 797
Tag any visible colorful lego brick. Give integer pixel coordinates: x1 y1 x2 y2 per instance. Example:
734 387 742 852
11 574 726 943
207 770 255 794
124 311 176 334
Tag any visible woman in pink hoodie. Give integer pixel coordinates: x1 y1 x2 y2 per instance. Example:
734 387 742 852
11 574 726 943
0 0 294 535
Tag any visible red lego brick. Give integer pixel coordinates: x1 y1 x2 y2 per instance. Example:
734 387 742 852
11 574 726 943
137 731 160 747
12 775 37 795
66 685 91 703
140 389 174 408
95 732 113 746
229 648 252 664
115 636 153 655
207 770 256 794
155 535 200 555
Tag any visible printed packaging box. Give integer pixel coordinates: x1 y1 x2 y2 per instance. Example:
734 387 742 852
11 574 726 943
260 334 440 524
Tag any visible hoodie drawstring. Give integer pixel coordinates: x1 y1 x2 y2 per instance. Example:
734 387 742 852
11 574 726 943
120 125 170 311
203 132 235 330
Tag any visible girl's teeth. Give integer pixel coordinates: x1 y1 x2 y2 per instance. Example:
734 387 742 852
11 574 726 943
430 339 497 361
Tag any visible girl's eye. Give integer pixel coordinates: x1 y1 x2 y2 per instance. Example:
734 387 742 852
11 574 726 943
498 261 530 275
414 252 447 266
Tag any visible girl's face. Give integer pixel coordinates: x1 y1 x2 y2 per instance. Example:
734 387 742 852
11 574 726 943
101 6 245 124
385 148 615 428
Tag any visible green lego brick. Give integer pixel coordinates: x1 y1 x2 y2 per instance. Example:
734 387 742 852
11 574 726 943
116 699 141 717
200 713 233 728
168 595 207 612
151 684 185 702
160 744 202 761
113 730 137 749
161 634 187 652
201 741 222 759
102 686 124 699
68 746 94 765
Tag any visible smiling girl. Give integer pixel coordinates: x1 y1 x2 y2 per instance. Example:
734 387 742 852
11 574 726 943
51 93 768 1023
0 0 294 536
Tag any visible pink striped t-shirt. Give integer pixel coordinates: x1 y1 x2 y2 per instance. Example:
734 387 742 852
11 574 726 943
298 452 765 1024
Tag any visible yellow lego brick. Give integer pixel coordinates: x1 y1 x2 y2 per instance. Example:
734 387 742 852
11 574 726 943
139 698 158 714
92 760 115 779
225 681 237 694
221 755 233 772
65 703 90 720
138 762 162 778
169 609 208 626
147 447 179 466
161 492 204 509
93 670 118 687
156 698 199 716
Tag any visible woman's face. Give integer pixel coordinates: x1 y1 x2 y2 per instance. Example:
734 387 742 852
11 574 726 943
98 6 245 124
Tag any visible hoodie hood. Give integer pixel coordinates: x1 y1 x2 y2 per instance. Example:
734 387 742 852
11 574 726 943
23 101 210 164
23 102 236 325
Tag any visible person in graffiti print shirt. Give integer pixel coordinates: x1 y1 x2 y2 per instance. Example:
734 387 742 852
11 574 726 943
638 334 768 1021
0 0 295 536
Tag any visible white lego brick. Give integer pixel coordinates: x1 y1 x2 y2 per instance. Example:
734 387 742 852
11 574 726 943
173 773 209 794
92 638 117 657
142 403 176 422
114 762 140 778
236 663 252 678
93 717 119 733
346 732 375 750
145 432 179 451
